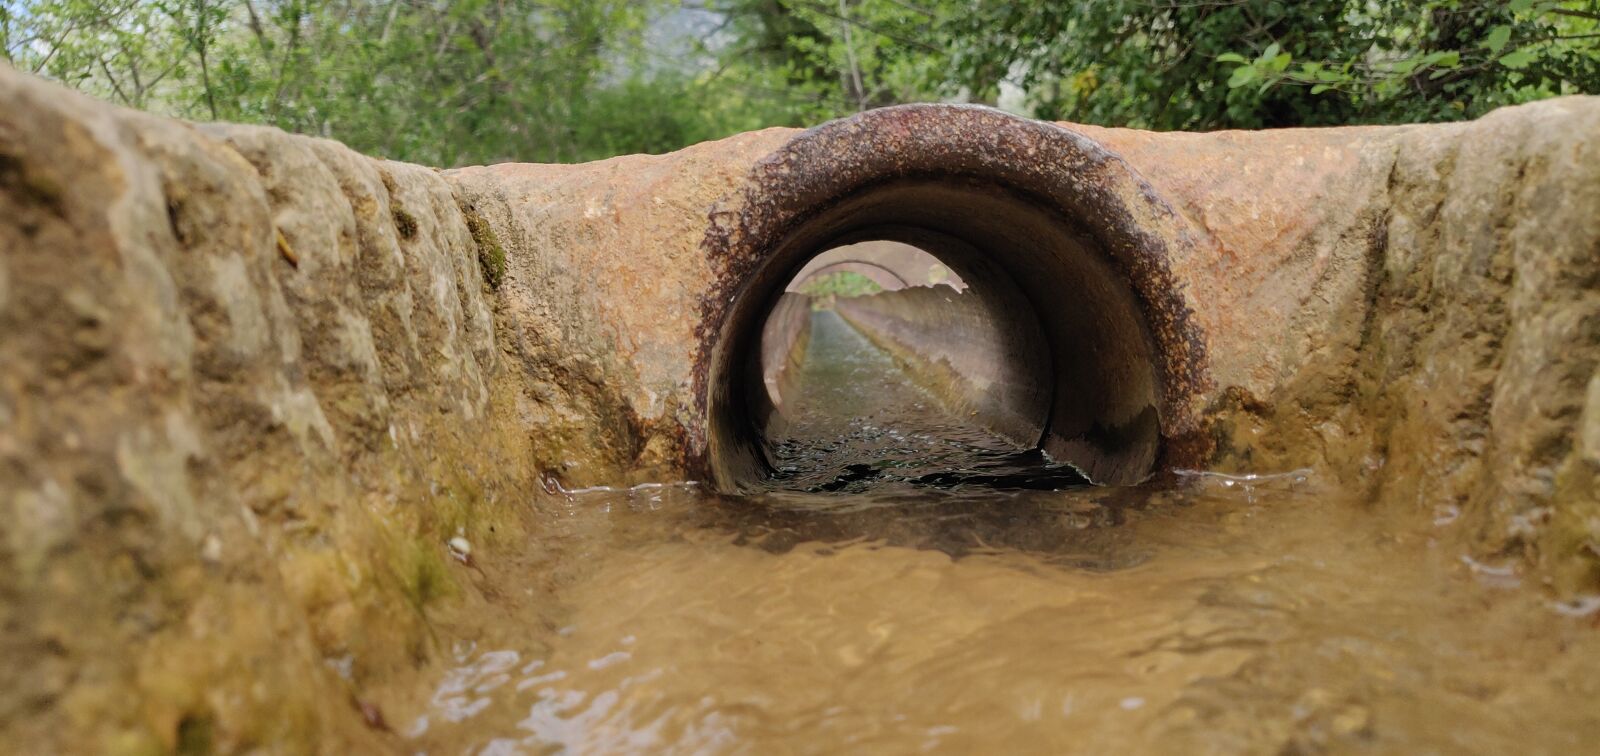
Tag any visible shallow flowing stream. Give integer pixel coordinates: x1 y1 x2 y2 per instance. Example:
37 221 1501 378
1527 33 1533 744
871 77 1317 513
386 309 1600 754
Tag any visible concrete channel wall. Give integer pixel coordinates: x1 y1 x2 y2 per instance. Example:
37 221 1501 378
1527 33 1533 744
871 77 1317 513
834 287 1051 451
1 63 549 750
758 292 814 439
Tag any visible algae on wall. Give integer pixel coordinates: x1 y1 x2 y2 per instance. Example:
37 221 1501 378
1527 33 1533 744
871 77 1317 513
460 208 507 291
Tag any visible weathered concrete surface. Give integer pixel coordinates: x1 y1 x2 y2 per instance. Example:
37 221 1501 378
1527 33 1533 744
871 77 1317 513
3 60 1599 749
1068 107 1600 590
447 130 792 487
0 64 554 751
451 98 1597 589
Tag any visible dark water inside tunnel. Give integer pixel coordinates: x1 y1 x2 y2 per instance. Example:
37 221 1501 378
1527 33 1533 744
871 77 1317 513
385 307 1600 754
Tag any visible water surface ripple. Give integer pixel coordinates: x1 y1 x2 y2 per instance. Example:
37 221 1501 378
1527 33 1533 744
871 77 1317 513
391 308 1600 754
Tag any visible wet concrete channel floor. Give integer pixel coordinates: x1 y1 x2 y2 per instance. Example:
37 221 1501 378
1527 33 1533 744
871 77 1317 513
389 307 1600 754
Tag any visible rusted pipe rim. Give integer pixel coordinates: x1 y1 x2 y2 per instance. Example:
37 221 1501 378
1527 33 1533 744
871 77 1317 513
695 104 1213 487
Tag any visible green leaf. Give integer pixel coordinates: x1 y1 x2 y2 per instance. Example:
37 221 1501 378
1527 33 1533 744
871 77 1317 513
1262 42 1281 60
1484 25 1511 54
1269 52 1292 72
1310 84 1333 94
1509 0 1536 11
1215 52 1248 64
1227 65 1258 88
1432 51 1460 67
1499 48 1536 69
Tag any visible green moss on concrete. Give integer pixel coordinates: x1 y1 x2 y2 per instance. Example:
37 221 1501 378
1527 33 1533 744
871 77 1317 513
463 210 506 291
399 539 452 611
174 714 215 756
392 207 419 239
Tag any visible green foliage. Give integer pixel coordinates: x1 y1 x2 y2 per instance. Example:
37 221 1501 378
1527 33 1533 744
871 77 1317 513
1210 0 1600 125
799 270 884 298
713 0 953 112
3 0 663 164
3 0 1597 163
944 0 1600 129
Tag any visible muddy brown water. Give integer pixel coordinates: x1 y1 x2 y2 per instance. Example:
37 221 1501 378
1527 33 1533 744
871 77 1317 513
387 309 1600 754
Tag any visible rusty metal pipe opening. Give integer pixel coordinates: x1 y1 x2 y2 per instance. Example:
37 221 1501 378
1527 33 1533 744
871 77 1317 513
700 106 1210 492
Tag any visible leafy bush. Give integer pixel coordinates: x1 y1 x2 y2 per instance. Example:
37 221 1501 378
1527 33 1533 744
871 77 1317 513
4 0 1596 164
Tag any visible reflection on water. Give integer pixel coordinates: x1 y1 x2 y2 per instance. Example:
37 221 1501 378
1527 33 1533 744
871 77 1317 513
391 309 1600 754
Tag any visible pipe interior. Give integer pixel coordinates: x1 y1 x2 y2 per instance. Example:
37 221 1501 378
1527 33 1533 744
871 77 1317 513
708 178 1164 490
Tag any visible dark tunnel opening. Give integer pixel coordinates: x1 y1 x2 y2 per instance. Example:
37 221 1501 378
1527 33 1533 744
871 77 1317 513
696 105 1211 495
709 178 1165 491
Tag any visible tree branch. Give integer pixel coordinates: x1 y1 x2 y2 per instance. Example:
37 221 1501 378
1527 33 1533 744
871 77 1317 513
1548 7 1600 22
788 0 943 53
244 0 271 55
96 56 132 104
